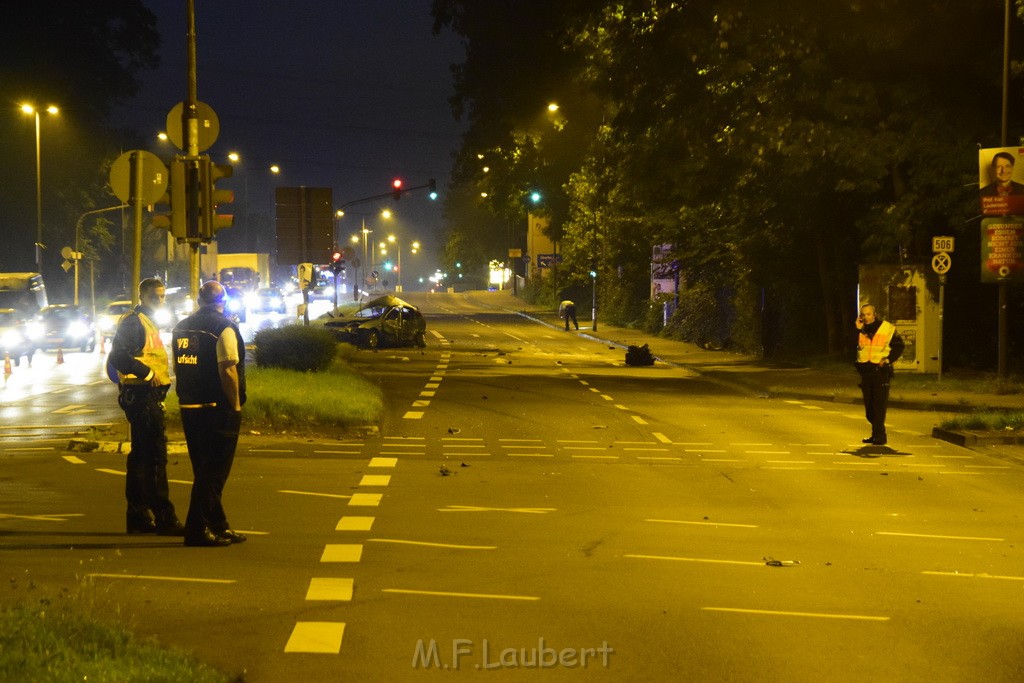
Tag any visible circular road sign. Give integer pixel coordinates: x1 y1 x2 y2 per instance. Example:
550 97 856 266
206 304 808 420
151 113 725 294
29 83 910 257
109 150 169 205
165 101 219 152
931 252 952 274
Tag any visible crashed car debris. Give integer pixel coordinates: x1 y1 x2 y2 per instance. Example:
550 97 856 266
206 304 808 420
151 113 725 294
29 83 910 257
318 295 427 349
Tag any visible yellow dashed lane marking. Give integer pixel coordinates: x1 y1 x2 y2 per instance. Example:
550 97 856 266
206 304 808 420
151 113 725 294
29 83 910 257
368 457 397 468
349 493 383 506
702 607 889 621
321 544 363 562
336 516 374 531
359 474 391 486
284 622 346 653
305 577 354 601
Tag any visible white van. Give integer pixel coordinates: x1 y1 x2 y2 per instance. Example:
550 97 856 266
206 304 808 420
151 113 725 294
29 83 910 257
0 273 48 317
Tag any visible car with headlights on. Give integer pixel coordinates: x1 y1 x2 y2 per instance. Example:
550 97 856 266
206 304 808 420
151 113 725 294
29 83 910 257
224 286 247 323
98 300 133 341
29 304 96 352
249 286 287 314
318 295 426 349
0 308 35 366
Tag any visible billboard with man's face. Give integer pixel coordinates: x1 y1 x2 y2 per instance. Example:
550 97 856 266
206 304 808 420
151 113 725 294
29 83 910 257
979 146 1024 216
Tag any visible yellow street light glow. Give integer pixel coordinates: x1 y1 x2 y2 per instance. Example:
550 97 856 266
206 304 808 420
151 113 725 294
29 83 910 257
350 234 360 244
228 152 240 162
381 209 392 219
547 103 560 112
269 165 280 173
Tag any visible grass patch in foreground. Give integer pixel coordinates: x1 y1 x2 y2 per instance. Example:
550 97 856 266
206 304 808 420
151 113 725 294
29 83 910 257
163 359 383 433
938 411 1024 432
0 598 229 683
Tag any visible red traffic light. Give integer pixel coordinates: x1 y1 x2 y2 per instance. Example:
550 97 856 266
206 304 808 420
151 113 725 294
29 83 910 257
392 178 403 201
332 251 342 262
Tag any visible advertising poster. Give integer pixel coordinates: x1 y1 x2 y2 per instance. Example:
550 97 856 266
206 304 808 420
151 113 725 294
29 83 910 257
979 146 1024 216
980 219 1024 283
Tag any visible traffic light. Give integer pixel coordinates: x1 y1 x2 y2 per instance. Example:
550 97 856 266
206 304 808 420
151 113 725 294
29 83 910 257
428 177 437 200
151 157 187 239
330 249 345 275
199 156 234 241
392 178 403 201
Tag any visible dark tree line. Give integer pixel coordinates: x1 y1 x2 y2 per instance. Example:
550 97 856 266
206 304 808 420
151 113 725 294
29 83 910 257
433 0 1024 368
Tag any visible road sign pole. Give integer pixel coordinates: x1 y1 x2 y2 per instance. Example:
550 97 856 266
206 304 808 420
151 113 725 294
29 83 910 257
131 151 143 306
938 274 945 383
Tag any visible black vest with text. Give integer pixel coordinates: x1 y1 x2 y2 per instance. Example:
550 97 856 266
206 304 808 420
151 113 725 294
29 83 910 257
172 307 246 407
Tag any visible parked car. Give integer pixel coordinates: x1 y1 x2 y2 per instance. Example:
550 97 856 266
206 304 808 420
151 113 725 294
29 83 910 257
249 286 286 314
98 300 133 341
224 286 247 323
0 308 35 366
28 304 97 352
319 295 426 348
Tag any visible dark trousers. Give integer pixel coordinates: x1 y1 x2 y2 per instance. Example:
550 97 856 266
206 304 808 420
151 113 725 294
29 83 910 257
564 305 578 330
181 407 241 535
120 386 175 521
857 363 891 441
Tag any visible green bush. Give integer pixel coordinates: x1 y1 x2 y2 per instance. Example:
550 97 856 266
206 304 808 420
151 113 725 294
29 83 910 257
253 325 338 371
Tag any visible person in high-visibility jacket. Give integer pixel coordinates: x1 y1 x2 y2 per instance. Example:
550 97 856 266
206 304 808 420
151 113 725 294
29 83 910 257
854 304 905 446
109 278 184 535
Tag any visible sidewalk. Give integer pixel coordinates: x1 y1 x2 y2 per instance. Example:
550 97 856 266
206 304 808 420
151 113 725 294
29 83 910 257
466 290 1024 452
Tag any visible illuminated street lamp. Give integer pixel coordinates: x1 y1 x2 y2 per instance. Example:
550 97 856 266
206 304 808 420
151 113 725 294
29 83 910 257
20 103 59 274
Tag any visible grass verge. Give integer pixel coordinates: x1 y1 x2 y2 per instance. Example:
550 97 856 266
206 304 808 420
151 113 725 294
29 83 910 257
163 357 383 434
0 597 231 682
938 411 1024 431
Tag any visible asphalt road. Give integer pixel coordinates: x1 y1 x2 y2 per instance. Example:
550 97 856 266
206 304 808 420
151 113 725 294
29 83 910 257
2 292 1023 681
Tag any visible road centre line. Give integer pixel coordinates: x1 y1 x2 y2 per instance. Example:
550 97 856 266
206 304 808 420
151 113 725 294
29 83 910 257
508 453 554 458
965 465 1011 469
615 404 630 410
677 442 714 446
701 458 741 462
305 577 354 601
562 446 606 451
312 450 363 455
367 538 496 550
732 443 772 447
933 455 974 459
768 460 814 464
0 513 83 522
556 439 597 443
443 444 486 449
922 571 1024 581
62 455 86 464
279 490 351 499
686 449 726 453
876 531 1004 541
420 391 435 397
502 444 546 449
447 437 484 441
359 475 391 486
336 516 374 531
637 457 683 462
745 451 790 455
701 607 889 622
438 505 556 513
625 447 669 452
349 493 383 506
572 455 619 460
646 519 758 528
87 573 235 584
321 544 363 562
631 416 649 425
247 449 296 453
601 394 614 401
653 433 672 443
403 411 424 419
383 588 540 601
284 622 345 654
626 554 763 566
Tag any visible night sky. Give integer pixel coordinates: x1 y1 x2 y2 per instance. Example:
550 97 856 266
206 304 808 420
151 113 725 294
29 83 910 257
114 0 466 275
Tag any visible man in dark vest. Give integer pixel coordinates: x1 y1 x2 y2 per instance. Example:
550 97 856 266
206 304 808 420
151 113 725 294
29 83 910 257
854 303 904 446
173 281 247 547
109 277 184 536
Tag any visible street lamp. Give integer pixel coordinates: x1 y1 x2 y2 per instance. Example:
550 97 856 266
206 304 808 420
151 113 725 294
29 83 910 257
20 103 59 274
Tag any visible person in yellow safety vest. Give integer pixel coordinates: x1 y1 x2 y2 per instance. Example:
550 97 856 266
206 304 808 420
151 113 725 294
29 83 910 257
854 303 905 446
108 277 185 536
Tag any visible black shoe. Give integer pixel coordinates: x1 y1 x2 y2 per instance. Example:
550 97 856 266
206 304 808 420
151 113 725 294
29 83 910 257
126 514 157 534
862 437 875 444
216 529 247 544
184 528 232 547
155 519 186 537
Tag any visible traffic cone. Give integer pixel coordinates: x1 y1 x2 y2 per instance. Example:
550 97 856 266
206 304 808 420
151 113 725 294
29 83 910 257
56 347 64 365
3 352 11 376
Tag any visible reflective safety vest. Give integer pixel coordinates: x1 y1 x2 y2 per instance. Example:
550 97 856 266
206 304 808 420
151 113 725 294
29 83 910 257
117 312 171 386
857 320 896 365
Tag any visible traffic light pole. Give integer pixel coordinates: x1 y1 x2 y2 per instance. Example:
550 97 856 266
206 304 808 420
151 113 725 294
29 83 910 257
185 0 202 302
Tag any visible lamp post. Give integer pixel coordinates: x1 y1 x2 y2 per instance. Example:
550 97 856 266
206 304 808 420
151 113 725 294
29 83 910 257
20 103 59 274
228 153 280 251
